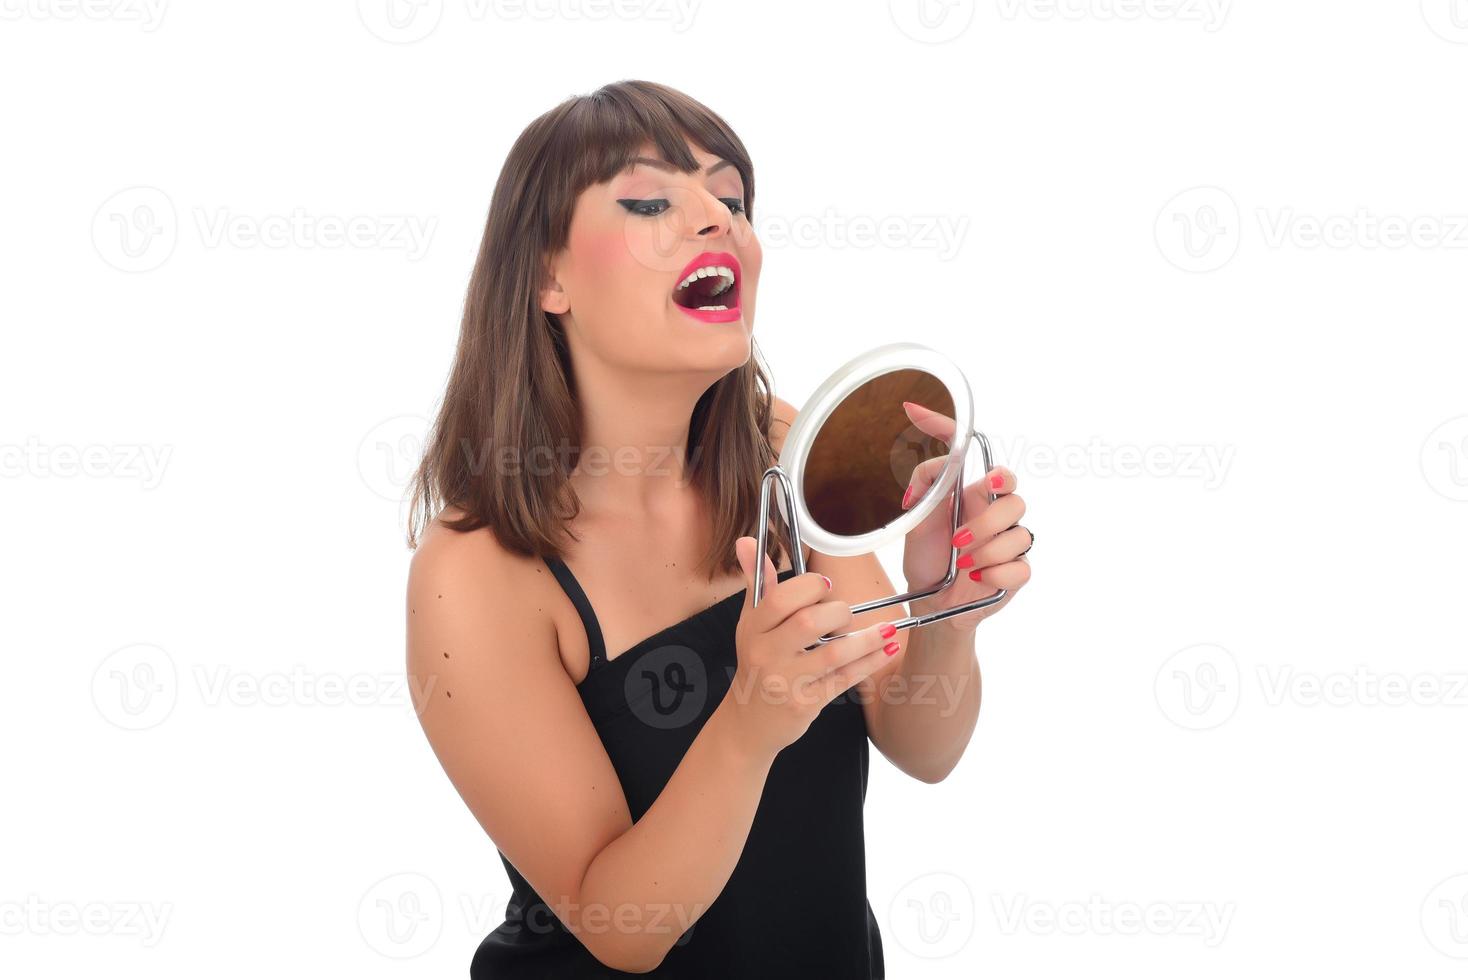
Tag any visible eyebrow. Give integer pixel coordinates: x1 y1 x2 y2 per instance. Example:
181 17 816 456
627 156 736 177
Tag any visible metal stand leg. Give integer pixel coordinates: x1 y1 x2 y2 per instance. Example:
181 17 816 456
751 430 1008 645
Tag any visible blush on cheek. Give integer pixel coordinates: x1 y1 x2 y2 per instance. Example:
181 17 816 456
578 228 660 298
579 228 627 265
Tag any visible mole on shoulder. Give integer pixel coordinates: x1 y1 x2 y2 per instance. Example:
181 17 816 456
446 690 452 698
443 651 450 659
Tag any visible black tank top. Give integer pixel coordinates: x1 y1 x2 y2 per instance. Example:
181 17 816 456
470 557 884 978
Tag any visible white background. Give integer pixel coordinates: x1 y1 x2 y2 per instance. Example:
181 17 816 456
3 1 1467 976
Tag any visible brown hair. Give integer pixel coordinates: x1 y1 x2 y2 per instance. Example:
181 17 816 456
407 80 785 578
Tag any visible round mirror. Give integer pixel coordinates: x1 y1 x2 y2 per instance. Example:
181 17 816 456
777 343 974 558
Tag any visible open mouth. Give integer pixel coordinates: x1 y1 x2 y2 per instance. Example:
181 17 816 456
671 252 740 313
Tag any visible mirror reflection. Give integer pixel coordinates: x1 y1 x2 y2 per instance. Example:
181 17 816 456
801 369 955 537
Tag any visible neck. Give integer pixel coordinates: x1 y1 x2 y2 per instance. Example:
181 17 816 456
567 357 719 517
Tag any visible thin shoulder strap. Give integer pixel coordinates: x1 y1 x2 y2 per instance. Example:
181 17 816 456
542 555 607 670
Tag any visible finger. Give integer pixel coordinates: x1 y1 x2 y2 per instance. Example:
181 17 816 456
902 401 957 443
803 620 896 679
739 536 822 631
987 465 1017 495
736 535 780 604
951 494 1025 553
816 630 908 701
769 596 854 651
964 558 1031 592
963 524 1033 568
899 453 948 510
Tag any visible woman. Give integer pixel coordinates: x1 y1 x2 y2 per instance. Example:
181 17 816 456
404 80 1032 978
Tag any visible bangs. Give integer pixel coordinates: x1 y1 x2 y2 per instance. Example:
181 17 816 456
537 80 755 248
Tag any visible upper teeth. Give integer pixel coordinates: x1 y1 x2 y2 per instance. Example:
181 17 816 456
676 265 735 296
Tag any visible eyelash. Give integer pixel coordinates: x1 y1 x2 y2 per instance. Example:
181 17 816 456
617 198 746 217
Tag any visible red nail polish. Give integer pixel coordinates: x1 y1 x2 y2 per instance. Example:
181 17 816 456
956 554 974 569
883 641 900 656
879 623 896 639
990 474 1003 490
901 485 914 509
820 574 832 590
952 528 973 548
968 568 982 582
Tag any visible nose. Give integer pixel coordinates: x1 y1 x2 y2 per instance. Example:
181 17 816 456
685 187 731 238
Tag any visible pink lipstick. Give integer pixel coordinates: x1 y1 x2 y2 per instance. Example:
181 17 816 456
670 250 742 324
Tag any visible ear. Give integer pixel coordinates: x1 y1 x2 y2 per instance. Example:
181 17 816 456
539 256 570 316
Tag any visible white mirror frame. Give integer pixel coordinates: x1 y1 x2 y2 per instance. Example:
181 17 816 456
753 342 1008 643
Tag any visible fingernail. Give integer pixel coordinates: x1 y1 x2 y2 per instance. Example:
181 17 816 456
820 574 832 590
902 401 922 413
883 641 900 656
952 528 973 548
956 553 975 569
990 474 1003 490
968 568 982 582
879 623 896 639
901 485 914 509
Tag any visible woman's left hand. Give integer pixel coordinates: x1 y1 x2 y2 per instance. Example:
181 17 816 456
897 401 1032 633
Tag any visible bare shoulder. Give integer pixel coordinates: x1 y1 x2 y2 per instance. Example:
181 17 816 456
406 507 557 681
768 393 800 453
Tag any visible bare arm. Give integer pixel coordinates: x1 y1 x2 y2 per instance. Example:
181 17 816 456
816 548 983 784
406 522 778 973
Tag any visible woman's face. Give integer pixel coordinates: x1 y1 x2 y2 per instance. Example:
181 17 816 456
541 141 762 374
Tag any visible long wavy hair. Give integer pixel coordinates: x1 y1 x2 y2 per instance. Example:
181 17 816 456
407 80 785 578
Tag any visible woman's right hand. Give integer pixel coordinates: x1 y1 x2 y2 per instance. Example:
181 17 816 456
725 536 902 758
